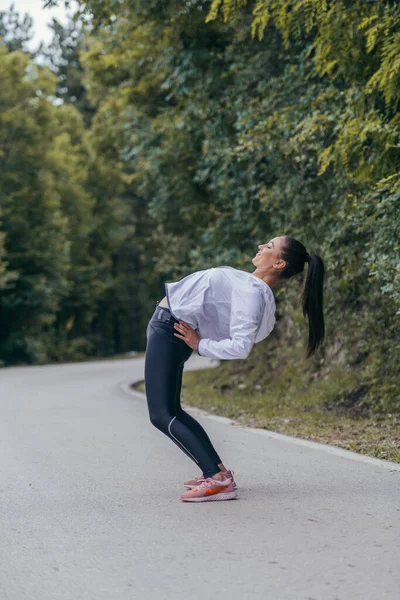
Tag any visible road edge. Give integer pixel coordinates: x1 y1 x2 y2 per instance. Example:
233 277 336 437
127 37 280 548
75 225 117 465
119 380 400 472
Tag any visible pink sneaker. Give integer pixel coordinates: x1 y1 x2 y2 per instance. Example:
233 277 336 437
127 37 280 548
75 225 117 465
184 469 237 489
179 476 238 502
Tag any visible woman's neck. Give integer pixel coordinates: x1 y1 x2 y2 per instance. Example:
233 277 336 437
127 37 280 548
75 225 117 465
251 269 281 289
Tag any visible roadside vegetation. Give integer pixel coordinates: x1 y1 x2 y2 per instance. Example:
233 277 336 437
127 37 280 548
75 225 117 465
136 329 400 463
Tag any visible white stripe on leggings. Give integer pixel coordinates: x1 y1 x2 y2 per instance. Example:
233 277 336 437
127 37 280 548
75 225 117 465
168 416 200 465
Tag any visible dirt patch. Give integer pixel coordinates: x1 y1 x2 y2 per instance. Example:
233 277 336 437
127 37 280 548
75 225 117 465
324 384 371 418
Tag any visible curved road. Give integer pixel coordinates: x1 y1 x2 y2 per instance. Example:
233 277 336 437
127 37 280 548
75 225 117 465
1 357 399 600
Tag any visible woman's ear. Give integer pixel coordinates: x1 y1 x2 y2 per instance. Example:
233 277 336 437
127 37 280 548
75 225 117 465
273 258 286 271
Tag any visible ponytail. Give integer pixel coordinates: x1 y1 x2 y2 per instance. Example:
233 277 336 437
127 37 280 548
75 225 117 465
302 254 325 359
280 236 325 359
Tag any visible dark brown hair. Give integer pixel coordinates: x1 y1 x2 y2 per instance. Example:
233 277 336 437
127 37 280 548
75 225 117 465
279 236 325 359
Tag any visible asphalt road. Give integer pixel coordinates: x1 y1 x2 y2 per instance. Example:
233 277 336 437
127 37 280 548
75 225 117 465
1 356 399 600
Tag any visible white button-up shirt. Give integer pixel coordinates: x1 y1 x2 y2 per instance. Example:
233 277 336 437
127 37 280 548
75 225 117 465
165 266 276 360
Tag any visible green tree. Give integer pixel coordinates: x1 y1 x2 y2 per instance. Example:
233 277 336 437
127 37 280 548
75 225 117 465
72 0 399 409
0 45 72 362
43 15 97 126
0 213 16 290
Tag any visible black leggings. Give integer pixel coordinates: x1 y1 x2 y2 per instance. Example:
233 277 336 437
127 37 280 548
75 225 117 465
144 304 222 478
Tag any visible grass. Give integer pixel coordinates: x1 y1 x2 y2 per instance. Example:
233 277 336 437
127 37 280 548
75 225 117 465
135 347 400 464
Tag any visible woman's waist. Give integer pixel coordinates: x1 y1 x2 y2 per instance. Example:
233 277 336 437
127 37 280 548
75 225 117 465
151 304 179 324
154 299 228 336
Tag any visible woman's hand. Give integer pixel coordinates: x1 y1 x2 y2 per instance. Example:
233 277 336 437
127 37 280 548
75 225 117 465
173 320 200 350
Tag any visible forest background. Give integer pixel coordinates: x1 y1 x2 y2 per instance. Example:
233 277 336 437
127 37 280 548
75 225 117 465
0 1 399 426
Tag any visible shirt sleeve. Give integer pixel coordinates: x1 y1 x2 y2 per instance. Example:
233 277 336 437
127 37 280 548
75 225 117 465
197 288 263 360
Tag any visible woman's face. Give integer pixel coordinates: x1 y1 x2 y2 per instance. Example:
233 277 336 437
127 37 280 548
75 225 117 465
252 236 286 271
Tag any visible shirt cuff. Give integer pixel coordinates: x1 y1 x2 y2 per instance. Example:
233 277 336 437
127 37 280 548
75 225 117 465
197 339 202 356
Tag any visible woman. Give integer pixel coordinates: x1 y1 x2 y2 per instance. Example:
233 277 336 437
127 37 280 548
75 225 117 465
144 235 325 503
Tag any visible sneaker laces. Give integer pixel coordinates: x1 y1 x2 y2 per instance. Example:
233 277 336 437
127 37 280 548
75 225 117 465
197 476 230 490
